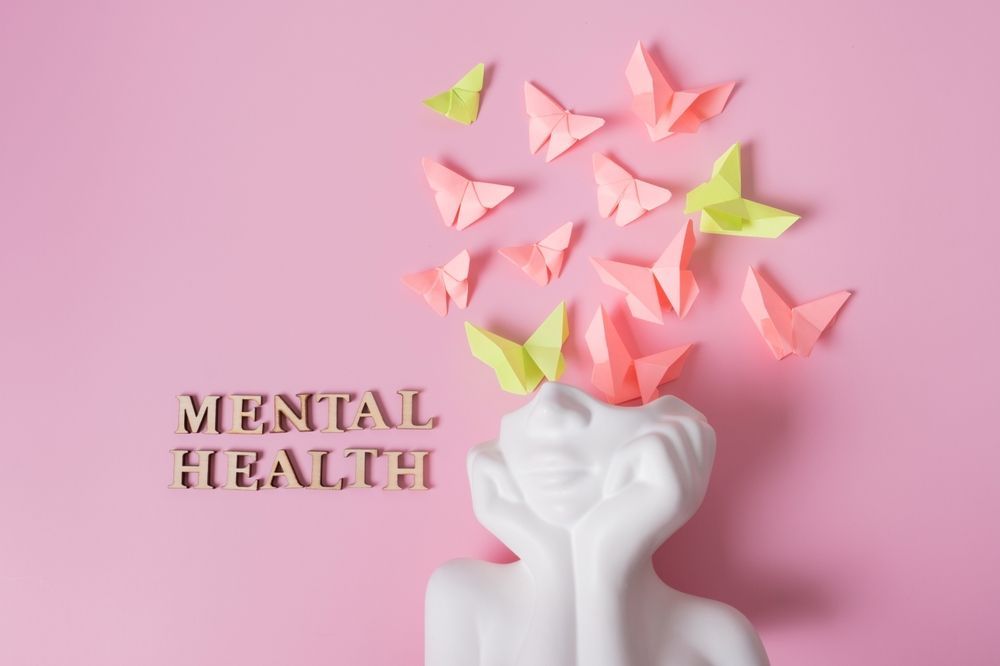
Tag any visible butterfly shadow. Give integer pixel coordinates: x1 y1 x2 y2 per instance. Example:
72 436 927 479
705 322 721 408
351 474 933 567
739 140 815 221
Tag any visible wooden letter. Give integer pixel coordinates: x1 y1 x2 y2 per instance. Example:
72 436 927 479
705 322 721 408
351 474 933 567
343 448 380 488
229 394 265 434
348 391 390 430
224 451 259 490
176 395 221 434
261 449 304 489
384 450 430 491
271 393 312 433
308 450 344 490
398 389 434 430
316 393 351 433
169 450 215 489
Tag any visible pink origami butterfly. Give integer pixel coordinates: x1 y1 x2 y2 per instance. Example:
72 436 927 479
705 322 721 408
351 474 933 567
626 41 735 142
741 267 851 359
590 219 699 323
524 82 605 162
499 222 573 286
593 154 672 226
402 249 471 316
422 158 515 230
585 306 693 404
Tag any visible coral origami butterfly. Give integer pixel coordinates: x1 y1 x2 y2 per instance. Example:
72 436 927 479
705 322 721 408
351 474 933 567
591 219 699 323
741 267 851 359
524 82 604 162
422 158 515 230
626 41 735 141
585 306 693 404
593 154 672 226
499 222 573 286
465 302 569 395
402 250 471 316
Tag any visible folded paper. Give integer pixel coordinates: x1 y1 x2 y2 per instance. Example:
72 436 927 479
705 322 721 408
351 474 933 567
591 219 699 323
626 42 735 141
465 302 568 394
524 82 604 162
741 267 851 359
402 249 471 316
423 63 484 125
585 306 692 404
422 158 514 230
593 153 672 226
685 143 800 238
499 222 573 286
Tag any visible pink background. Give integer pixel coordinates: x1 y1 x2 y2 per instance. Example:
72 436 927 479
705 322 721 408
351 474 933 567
1 0 998 664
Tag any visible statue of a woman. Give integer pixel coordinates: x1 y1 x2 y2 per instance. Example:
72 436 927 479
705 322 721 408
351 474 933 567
426 382 769 666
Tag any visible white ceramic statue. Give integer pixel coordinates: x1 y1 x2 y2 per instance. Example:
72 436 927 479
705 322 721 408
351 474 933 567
426 382 769 666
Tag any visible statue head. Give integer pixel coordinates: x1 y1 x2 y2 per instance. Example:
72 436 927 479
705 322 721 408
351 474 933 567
469 383 717 535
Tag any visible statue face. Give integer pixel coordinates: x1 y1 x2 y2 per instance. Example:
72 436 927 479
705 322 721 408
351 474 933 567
497 383 707 526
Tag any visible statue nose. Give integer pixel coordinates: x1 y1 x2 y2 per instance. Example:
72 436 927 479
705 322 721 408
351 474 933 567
529 383 592 433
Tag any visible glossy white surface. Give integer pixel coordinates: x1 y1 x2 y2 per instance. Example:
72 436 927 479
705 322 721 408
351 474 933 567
426 383 769 666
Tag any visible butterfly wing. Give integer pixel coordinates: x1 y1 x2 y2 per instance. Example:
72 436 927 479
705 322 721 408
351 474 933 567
523 301 569 382
402 268 449 316
669 81 735 134
456 179 513 230
465 323 540 394
593 154 634 220
584 306 639 404
651 220 699 318
633 344 693 403
422 158 468 227
590 257 663 324
423 64 483 125
499 244 549 285
791 291 851 357
536 222 573 279
625 42 674 128
741 267 795 359
440 249 471 308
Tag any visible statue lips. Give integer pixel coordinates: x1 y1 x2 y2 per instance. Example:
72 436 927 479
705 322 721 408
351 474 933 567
524 450 592 490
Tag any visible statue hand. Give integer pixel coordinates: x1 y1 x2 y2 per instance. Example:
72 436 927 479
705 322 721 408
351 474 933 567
576 412 716 574
468 441 569 567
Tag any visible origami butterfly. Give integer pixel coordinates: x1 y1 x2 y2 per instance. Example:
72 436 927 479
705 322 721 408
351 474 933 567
742 267 851 359
465 302 568 394
423 63 484 125
685 143 799 238
499 222 573 286
593 154 672 226
524 82 605 162
585 306 693 404
422 158 514 230
402 250 471 316
626 42 735 142
590 219 699 323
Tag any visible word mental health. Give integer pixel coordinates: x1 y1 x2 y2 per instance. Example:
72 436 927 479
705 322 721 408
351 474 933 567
170 390 435 492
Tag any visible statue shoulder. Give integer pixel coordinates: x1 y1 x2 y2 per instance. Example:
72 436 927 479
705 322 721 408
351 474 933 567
671 594 769 666
425 559 528 666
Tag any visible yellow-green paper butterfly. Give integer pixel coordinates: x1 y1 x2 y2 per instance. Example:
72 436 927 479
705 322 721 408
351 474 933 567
423 63 484 125
465 302 568 394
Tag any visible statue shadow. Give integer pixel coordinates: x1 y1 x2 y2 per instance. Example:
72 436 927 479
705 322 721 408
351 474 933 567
652 379 835 627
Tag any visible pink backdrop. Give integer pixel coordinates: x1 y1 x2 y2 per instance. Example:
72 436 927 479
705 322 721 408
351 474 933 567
1 1 998 664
